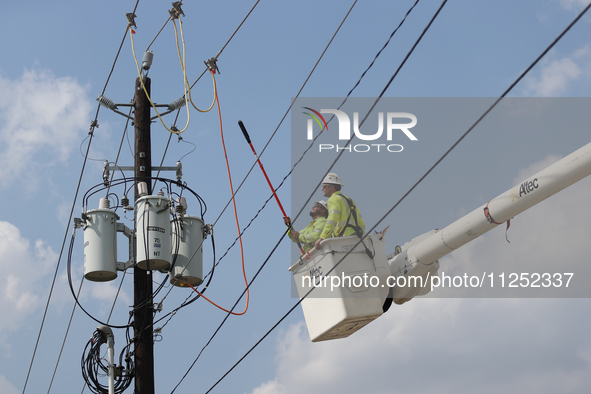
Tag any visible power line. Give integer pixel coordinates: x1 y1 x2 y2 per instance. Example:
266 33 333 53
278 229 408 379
185 0 419 269
140 0 359 345
208 0 359 236
294 0 449 226
167 2 360 391
21 3 141 392
169 231 286 394
152 0 262 194
216 0 261 59
345 0 421 98
202 2 591 392
45 278 84 394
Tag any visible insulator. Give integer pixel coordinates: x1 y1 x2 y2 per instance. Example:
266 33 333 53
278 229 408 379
142 51 154 70
121 195 130 208
99 197 110 209
137 182 148 197
175 196 187 216
102 161 110 186
168 97 186 111
97 95 118 110
176 161 183 181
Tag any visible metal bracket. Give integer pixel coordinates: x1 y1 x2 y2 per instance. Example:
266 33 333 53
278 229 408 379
105 161 183 181
116 222 136 271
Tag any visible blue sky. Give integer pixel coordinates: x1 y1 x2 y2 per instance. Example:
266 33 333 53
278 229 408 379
1 1 591 393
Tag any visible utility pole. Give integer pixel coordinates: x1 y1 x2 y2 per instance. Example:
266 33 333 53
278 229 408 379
133 76 155 394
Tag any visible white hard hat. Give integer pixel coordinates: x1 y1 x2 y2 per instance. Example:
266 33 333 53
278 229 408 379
314 200 328 210
322 173 343 186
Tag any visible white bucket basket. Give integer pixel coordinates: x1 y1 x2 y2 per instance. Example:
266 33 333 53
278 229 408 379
289 234 389 342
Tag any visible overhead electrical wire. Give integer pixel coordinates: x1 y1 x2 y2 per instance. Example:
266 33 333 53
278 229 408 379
60 1 426 390
149 0 263 210
53 40 137 394
31 1 261 392
153 0 363 344
294 0 448 225
45 0 409 391
66 228 131 329
208 0 421 240
130 22 191 134
158 0 360 350
183 0 263 93
146 15 171 52
172 18 218 113
345 0 420 98
201 2 591 392
169 228 285 394
168 1 360 391
216 0 261 60
140 0 267 329
206 0 359 234
198 0 449 389
206 71 249 315
189 0 421 286
20 2 142 391
37 0 588 391
45 278 84 394
264 0 423 231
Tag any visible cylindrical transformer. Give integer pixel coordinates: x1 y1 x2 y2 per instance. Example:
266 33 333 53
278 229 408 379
135 195 171 270
83 208 119 282
170 215 204 287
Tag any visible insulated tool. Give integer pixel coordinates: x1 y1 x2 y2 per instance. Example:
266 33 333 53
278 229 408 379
238 120 305 255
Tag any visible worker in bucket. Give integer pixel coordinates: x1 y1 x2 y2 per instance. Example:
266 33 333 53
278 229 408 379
314 173 366 250
289 200 328 252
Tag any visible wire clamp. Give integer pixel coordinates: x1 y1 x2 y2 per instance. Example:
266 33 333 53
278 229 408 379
204 223 213 239
73 217 83 229
89 120 99 135
169 1 185 19
126 12 137 29
204 57 220 74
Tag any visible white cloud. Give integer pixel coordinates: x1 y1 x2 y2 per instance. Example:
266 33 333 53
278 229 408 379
554 0 591 11
0 68 91 185
522 47 591 96
0 222 57 338
247 156 591 394
0 375 19 394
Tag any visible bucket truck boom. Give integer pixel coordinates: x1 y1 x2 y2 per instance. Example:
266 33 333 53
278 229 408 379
291 140 591 342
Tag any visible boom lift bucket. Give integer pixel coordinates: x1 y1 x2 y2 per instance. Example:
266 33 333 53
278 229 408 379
289 234 390 342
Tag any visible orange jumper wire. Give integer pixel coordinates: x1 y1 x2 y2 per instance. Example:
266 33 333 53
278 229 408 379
191 70 249 316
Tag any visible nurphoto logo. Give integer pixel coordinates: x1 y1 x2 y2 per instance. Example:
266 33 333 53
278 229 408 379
303 107 418 153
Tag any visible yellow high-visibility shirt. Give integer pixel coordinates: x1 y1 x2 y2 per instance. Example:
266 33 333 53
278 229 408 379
290 217 326 252
320 191 365 239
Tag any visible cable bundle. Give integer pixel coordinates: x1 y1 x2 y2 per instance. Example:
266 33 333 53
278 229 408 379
81 329 134 394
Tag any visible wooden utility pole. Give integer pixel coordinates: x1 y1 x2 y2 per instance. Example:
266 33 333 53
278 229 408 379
133 76 155 394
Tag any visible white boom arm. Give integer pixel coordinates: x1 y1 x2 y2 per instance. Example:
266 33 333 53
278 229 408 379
388 140 591 304
291 141 591 342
